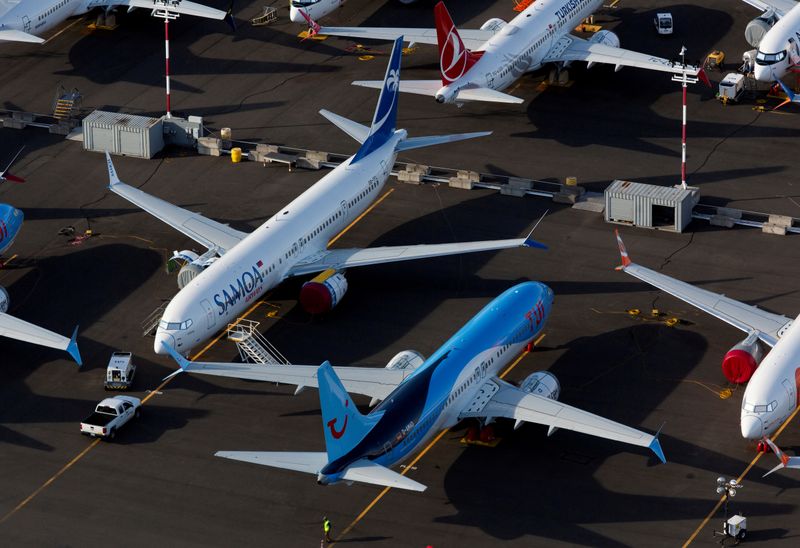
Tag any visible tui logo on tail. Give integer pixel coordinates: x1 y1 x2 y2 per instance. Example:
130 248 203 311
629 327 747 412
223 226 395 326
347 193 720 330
327 399 349 439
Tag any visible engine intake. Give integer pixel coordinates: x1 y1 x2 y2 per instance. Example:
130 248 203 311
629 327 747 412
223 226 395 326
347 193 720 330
0 285 8 313
722 333 763 384
385 350 425 371
589 30 620 48
519 371 560 400
300 270 348 314
480 17 507 33
745 16 775 48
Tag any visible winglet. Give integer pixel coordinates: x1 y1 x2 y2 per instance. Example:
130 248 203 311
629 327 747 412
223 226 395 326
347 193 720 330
67 325 82 367
649 424 666 464
298 8 320 37
774 79 796 110
105 152 120 187
523 210 548 250
614 229 632 270
161 340 191 381
762 436 790 477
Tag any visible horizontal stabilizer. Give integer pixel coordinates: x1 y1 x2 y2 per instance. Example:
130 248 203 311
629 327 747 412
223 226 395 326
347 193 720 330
124 0 227 20
0 313 81 365
341 459 427 491
0 30 44 44
351 80 522 104
319 109 369 144
456 87 524 104
216 451 328 474
396 131 491 152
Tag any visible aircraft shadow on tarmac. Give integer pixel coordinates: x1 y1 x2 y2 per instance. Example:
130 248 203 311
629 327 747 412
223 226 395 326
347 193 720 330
436 324 799 545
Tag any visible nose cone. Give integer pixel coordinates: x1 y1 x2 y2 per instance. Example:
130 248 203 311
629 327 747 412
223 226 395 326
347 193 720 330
740 415 763 440
289 7 303 23
154 330 176 355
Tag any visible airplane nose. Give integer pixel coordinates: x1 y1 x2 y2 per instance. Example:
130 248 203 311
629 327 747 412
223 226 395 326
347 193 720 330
154 330 176 355
740 415 763 440
289 8 303 23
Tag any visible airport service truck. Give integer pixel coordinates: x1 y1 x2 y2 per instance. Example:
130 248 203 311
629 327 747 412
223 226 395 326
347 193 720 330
80 396 141 440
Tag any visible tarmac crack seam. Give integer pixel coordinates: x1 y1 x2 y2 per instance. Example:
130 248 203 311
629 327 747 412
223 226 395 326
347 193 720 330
331 334 545 545
682 403 800 547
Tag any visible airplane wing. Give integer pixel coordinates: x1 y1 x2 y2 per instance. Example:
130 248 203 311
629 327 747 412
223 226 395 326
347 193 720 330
115 0 227 20
0 29 45 43
318 25 493 50
0 313 82 365
162 344 408 401
287 236 545 278
544 35 702 76
104 152 247 254
459 377 665 462
614 231 792 347
740 0 796 17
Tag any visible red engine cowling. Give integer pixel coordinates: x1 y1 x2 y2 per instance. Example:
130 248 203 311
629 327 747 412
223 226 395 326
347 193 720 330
721 334 763 384
299 271 348 315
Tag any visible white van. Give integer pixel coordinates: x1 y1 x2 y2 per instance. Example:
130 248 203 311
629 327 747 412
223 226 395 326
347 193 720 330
105 352 136 390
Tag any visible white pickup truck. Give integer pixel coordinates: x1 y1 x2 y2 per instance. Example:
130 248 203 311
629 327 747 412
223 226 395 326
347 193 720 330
80 396 141 440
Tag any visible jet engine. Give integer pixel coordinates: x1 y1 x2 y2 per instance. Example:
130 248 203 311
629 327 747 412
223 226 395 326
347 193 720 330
519 371 560 400
385 349 425 371
589 30 620 48
168 250 217 290
300 270 348 314
0 285 9 313
745 15 776 48
435 85 458 104
721 333 763 384
480 18 507 33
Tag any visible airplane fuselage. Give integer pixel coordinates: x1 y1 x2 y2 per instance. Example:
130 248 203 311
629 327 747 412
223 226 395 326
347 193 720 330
154 131 403 355
318 282 553 483
440 0 599 100
0 203 23 256
289 0 342 24
0 0 95 38
739 317 800 439
750 4 800 82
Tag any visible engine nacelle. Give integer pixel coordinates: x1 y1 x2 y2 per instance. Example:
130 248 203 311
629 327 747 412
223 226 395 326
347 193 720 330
300 271 348 314
480 17 507 33
589 30 620 49
169 249 217 289
385 349 425 371
0 285 8 314
745 16 775 48
177 263 204 289
519 371 560 400
435 85 458 104
722 333 764 384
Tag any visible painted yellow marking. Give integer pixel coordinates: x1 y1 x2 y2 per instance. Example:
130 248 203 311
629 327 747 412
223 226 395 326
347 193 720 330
1 253 18 268
327 188 394 247
43 16 85 45
682 404 800 547
333 337 544 543
0 438 101 524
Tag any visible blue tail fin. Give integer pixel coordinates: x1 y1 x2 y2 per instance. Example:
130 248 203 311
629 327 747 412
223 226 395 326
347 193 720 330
318 361 383 462
351 36 404 163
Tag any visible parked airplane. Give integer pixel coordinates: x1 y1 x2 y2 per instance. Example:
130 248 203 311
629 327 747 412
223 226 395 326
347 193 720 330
0 150 81 365
614 231 797 441
105 37 544 358
302 0 705 105
762 436 800 476
740 0 800 82
162 281 665 492
0 0 230 44
289 0 342 24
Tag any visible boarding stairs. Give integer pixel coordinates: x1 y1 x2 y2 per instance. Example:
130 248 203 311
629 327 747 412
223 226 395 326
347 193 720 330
52 86 82 121
141 302 168 337
227 319 289 365
251 6 278 26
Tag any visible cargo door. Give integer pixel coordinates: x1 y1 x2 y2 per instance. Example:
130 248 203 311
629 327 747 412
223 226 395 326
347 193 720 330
120 130 143 158
91 127 114 153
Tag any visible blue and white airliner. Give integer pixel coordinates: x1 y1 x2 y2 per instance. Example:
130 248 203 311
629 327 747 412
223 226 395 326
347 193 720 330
0 149 81 365
163 282 665 492
105 37 542 358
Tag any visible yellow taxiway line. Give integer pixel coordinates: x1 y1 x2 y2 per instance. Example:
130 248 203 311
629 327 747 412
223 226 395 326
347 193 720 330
682 404 800 547
332 334 546 544
0 186 397 525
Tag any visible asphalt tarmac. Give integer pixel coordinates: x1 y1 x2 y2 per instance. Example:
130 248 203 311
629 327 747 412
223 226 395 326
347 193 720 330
1 1 800 546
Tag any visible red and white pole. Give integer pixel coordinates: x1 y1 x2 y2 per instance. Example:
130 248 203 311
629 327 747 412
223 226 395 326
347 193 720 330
165 18 171 119
681 72 687 189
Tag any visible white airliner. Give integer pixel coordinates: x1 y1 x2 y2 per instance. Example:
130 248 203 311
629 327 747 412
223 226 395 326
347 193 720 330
0 0 229 44
162 282 665 492
303 0 706 105
740 0 800 81
614 231 797 441
105 37 545 358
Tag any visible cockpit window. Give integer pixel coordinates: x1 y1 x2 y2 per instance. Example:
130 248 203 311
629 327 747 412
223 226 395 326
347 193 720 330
755 50 786 65
291 0 320 6
159 319 193 331
742 400 777 413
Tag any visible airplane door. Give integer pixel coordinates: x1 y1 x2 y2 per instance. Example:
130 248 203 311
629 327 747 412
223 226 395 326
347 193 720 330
201 299 216 329
783 379 795 405
22 15 31 32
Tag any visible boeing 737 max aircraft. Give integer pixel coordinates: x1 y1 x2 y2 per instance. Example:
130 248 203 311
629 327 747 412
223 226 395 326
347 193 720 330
105 37 544 357
0 0 230 44
614 231 797 441
740 0 800 81
0 150 81 365
304 0 705 104
163 282 665 492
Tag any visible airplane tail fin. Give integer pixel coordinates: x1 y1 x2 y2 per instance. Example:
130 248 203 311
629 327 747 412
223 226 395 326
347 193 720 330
1 147 26 184
318 361 383 462
351 36 404 162
434 1 483 85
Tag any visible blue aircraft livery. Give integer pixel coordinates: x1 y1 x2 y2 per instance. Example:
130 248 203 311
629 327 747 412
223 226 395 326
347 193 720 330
213 261 265 315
